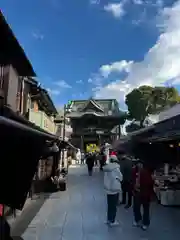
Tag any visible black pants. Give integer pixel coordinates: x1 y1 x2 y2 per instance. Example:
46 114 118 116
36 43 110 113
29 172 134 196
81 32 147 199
107 194 119 223
121 181 132 206
133 195 150 226
87 165 93 176
99 161 105 171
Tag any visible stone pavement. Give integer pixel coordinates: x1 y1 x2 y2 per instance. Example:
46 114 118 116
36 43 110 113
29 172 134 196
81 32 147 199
22 165 180 240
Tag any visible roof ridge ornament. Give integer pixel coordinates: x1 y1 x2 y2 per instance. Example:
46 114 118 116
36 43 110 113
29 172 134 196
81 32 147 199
81 99 104 112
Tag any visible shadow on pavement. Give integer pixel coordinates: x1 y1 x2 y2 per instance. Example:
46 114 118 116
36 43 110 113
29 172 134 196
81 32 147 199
11 193 51 237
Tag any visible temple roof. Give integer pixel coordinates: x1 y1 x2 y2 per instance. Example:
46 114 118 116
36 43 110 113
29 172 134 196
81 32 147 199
67 99 126 117
80 99 104 112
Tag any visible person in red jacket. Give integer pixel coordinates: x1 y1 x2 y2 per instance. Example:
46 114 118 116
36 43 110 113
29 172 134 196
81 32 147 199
110 151 117 156
132 160 154 231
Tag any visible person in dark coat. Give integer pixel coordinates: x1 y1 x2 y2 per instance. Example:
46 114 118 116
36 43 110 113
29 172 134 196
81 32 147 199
99 148 106 171
132 161 154 230
86 153 95 176
119 155 133 208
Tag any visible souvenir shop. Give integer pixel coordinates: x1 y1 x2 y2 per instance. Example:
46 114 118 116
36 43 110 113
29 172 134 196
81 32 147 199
131 114 180 206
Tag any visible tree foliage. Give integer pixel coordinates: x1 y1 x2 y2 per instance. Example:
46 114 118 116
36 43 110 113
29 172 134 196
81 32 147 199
125 86 179 126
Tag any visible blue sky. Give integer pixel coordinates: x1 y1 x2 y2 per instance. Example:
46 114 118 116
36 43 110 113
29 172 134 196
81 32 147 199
1 0 180 109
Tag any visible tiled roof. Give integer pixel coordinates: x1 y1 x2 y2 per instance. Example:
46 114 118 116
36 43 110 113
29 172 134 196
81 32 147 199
69 99 124 115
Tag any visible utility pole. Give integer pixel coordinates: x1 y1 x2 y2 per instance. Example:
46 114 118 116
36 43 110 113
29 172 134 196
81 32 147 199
61 101 72 168
62 104 66 167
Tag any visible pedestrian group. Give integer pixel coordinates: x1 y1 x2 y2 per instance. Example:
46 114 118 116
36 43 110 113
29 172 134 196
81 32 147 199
84 149 154 231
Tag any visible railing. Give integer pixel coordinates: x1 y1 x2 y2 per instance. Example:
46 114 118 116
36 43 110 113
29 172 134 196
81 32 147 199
29 109 57 134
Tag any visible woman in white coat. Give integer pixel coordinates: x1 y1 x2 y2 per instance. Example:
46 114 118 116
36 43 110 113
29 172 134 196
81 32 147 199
76 149 81 164
104 155 123 226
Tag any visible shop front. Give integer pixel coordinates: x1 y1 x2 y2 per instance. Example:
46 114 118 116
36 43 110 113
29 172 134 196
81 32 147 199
134 114 180 206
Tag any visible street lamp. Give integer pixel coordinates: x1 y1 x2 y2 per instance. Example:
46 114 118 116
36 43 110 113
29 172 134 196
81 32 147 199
61 101 72 167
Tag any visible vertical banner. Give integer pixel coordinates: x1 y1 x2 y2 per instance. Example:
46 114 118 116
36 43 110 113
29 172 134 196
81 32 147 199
0 204 4 216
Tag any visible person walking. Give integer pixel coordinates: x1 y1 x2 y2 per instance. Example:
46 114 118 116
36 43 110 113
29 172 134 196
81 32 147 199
86 153 95 176
93 151 98 166
104 155 123 227
76 149 81 164
99 148 106 171
119 155 133 209
81 152 85 164
132 160 154 231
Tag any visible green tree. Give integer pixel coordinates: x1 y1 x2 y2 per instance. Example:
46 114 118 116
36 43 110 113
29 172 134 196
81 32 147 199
125 86 179 127
151 86 179 112
125 85 153 127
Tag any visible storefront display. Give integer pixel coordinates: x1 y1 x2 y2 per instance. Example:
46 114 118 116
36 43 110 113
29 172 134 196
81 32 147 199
154 164 180 206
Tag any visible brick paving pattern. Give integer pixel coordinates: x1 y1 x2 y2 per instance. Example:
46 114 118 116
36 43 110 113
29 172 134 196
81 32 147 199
22 165 180 240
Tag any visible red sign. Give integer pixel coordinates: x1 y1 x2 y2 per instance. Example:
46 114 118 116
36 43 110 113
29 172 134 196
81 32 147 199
0 204 4 216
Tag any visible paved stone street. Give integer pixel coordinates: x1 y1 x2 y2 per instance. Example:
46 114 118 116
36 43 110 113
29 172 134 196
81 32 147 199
22 165 180 240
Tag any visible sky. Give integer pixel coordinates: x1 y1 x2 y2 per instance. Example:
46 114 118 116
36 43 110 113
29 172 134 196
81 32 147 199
1 0 180 109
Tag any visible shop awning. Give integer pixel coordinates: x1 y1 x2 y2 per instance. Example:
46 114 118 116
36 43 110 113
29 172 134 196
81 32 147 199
142 130 180 143
0 107 58 210
1 106 57 140
0 121 49 210
112 138 129 150
0 116 56 139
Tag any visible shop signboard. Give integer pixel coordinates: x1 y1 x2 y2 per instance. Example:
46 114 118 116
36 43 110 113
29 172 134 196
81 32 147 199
86 143 99 152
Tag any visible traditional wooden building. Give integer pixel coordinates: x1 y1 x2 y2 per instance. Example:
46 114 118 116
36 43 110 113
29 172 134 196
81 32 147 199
0 10 58 133
67 98 126 150
0 10 59 187
29 86 58 134
0 10 36 112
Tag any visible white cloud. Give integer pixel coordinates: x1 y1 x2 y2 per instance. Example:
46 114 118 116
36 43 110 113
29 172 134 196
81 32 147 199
172 78 180 85
88 78 93 83
104 0 164 24
54 80 72 88
133 0 164 7
32 31 44 40
90 0 100 4
133 0 143 5
76 80 83 84
104 2 125 18
100 60 133 78
47 88 60 95
94 1 180 107
132 1 165 26
152 0 164 8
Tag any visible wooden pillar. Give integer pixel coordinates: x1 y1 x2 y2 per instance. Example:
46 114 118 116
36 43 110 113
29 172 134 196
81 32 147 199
98 134 101 147
81 135 84 151
118 125 121 139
